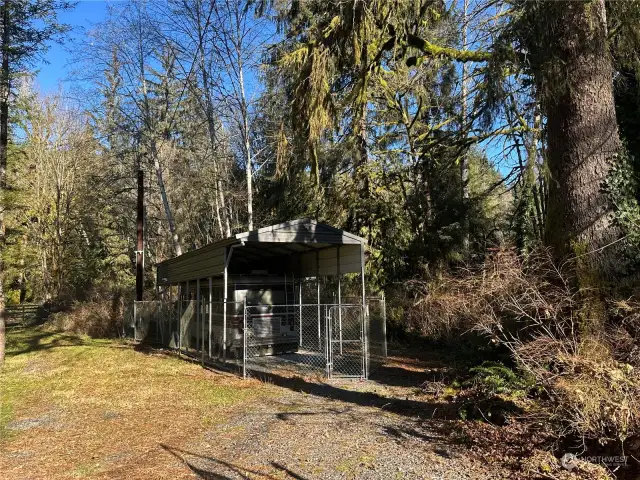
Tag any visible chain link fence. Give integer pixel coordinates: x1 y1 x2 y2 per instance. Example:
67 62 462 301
172 299 244 361
132 296 386 380
244 304 332 378
131 301 160 342
243 301 383 380
366 296 387 374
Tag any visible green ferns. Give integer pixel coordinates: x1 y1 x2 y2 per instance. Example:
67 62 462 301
465 361 536 397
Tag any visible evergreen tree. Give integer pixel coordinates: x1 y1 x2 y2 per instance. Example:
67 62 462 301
0 0 74 366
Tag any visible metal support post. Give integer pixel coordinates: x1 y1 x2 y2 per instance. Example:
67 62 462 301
208 277 212 358
298 280 303 346
223 247 228 362
243 297 247 379
198 279 204 364
178 283 182 355
325 304 331 379
196 279 200 355
382 291 387 358
360 243 367 379
185 280 190 352
316 250 321 349
337 246 343 355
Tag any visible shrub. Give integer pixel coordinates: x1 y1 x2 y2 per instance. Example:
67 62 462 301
404 247 640 446
46 298 125 338
468 251 640 445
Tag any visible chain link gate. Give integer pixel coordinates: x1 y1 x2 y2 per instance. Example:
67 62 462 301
243 304 328 378
242 303 367 379
327 305 365 379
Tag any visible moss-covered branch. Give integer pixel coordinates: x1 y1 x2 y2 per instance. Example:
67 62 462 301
406 34 492 63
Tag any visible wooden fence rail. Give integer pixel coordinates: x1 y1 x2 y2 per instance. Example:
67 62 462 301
5 303 45 325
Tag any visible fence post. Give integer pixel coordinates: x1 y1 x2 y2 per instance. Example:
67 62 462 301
316 275 321 349
360 242 367 379
185 281 190 353
169 286 174 349
381 291 387 358
337 246 343 354
196 279 201 361
325 304 331 379
243 297 247 379
208 277 212 359
199 279 205 366
167 287 171 347
155 286 160 342
133 301 137 341
298 280 303 346
364 303 369 380
178 284 183 356
223 247 228 363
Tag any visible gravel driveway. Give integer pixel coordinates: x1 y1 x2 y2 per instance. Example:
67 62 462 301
165 374 515 480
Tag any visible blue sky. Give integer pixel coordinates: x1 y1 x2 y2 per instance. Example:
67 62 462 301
36 0 113 93
36 0 515 177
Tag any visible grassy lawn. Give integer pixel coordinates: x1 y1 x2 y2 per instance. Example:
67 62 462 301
0 325 266 479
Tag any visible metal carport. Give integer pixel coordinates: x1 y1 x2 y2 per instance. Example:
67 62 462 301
138 219 385 379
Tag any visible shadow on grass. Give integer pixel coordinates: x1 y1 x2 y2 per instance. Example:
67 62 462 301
160 443 308 480
135 342 524 424
6 326 132 358
134 344 248 379
6 328 87 357
133 342 171 355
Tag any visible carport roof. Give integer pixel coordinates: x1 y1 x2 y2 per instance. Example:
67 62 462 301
156 219 366 284
236 218 365 245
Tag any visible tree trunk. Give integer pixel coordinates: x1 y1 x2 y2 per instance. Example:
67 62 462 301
139 51 182 257
529 105 544 241
151 144 182 257
460 0 470 257
238 64 253 231
0 0 9 367
136 169 144 301
532 0 622 278
200 57 231 238
213 182 224 238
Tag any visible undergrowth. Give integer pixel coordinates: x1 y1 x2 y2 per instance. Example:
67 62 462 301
45 299 125 338
398 248 640 459
464 361 536 397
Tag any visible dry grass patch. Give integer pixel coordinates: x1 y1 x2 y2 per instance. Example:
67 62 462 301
0 326 269 479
